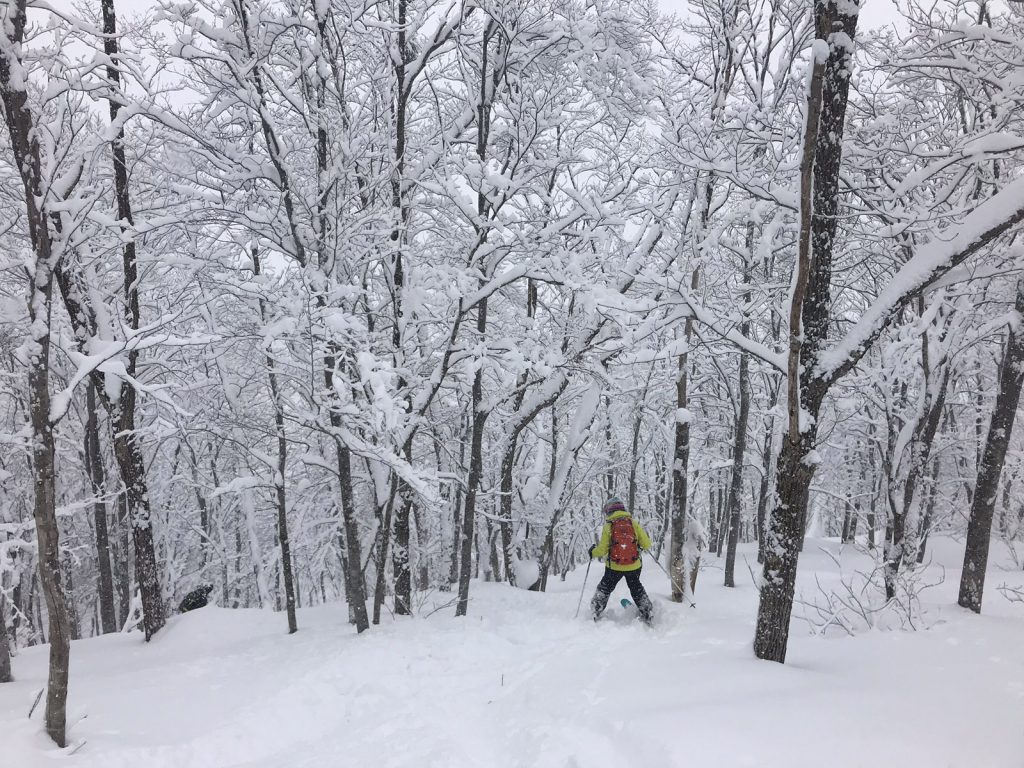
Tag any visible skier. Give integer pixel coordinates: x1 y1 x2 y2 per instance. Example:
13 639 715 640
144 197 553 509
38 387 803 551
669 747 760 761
588 496 654 625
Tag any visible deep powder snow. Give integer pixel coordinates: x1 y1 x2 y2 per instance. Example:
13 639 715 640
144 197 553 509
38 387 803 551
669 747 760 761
2 537 1022 768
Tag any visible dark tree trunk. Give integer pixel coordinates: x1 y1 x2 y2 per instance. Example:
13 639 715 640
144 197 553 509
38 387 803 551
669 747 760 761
0 593 11 682
725 245 753 587
85 381 117 634
387 0 414 618
717 486 727 557
755 414 777 564
498 440 517 585
456 20 501 614
917 454 941 564
456 298 488 616
102 0 165 641
307 7 368 634
654 456 668 558
335 440 369 631
62 551 81 641
866 427 879 550
487 519 501 582
393 491 413 615
884 297 950 599
372 483 397 625
184 444 211 570
115 492 131 623
958 280 1024 613
412 501 429 591
627 374 652 515
669 286 697 601
448 415 468 590
754 0 858 664
252 249 297 634
111 429 164 640
1 1 72 739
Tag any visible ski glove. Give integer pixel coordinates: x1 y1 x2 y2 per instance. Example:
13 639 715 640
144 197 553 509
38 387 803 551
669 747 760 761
588 545 595 558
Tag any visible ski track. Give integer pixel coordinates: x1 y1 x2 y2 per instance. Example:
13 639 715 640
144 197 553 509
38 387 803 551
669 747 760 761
2 538 1024 768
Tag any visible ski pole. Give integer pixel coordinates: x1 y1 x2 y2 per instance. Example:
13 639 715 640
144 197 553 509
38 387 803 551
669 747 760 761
643 550 695 608
574 558 593 618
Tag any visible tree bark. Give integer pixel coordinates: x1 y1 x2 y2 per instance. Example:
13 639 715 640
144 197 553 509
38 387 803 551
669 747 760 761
387 0 415 617
754 0 858 663
958 279 1024 613
85 381 117 634
101 0 165 641
252 248 297 634
333 439 368 632
0 592 11 683
917 453 941 564
456 296 488 616
456 19 501 614
669 271 698 602
724 241 753 587
448 414 468 590
884 366 949 598
115 492 131 623
1 0 72 740
392 490 413 615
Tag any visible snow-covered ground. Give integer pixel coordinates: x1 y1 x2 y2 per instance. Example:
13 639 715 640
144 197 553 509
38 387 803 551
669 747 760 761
2 537 1023 768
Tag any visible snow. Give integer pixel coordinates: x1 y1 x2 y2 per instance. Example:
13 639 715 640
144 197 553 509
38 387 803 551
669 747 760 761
2 537 1023 768
816 174 1024 380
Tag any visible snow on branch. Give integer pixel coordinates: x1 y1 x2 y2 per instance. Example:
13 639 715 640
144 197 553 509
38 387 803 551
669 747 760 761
816 174 1024 383
668 295 787 373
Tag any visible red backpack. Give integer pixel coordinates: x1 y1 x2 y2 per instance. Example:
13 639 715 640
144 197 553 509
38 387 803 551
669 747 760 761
609 516 639 566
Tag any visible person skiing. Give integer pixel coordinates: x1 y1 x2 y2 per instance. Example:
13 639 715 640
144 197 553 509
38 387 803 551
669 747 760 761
588 496 654 624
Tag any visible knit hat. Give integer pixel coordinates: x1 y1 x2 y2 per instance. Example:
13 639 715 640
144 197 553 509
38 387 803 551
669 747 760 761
602 496 626 516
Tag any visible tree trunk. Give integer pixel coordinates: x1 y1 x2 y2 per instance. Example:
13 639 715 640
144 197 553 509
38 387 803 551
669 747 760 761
884 297 950 599
498 439 518 585
456 20 501 614
755 416 776 564
115 492 131 623
917 454 941 564
456 297 488 616
62 550 81 641
412 502 430 591
102 0 165 641
387 0 414 618
85 381 117 634
669 278 697 601
1 1 72 738
958 279 1024 613
724 244 753 587
252 248 297 634
0 593 11 683
335 439 369 631
755 0 858 663
448 414 468 590
111 431 164 640
393 491 413 615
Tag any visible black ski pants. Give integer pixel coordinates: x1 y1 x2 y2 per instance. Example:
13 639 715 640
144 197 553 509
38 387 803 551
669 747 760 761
591 566 652 620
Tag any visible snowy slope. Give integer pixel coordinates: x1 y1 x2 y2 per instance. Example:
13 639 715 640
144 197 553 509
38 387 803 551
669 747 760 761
2 538 1023 768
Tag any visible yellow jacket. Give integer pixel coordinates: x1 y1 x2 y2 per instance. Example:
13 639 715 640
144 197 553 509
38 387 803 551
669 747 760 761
591 510 651 572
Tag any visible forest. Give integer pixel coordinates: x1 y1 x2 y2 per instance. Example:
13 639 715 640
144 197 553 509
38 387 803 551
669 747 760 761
1 0 1024 756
